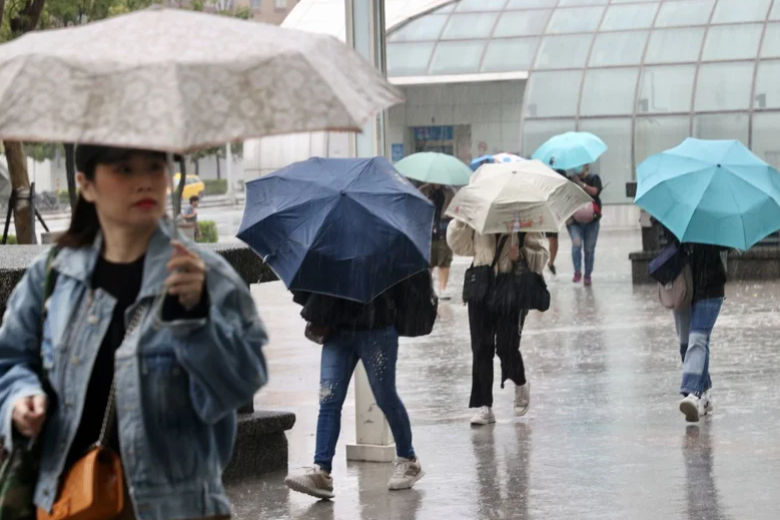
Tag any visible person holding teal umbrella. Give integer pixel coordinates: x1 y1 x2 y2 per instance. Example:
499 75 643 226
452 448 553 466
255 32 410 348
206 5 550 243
567 164 604 286
532 131 607 171
635 138 780 422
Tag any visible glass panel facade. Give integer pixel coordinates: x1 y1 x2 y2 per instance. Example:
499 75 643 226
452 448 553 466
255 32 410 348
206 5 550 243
695 62 754 111
522 119 577 159
580 68 640 116
638 65 696 114
546 7 605 34
693 113 749 143
702 24 763 61
589 31 648 66
493 10 552 37
386 42 435 76
761 23 780 58
655 0 715 28
558 0 608 6
506 0 558 8
754 60 780 109
752 113 780 169
600 3 659 31
441 13 499 40
525 71 583 117
429 41 486 75
710 0 771 24
482 38 539 72
388 15 448 43
635 116 692 165
455 0 508 11
578 119 633 203
536 34 594 69
645 27 705 64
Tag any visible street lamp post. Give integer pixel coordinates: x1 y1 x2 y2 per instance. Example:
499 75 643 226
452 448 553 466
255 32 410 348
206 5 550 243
344 0 395 464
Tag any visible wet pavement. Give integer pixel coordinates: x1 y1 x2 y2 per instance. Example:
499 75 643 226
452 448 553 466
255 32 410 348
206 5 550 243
232 229 780 520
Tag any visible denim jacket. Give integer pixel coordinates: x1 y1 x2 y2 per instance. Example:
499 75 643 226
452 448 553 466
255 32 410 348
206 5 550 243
0 224 268 520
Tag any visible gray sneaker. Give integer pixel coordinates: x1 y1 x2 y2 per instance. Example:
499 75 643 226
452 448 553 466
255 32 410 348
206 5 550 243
679 394 701 423
515 382 531 417
284 466 335 500
388 457 425 491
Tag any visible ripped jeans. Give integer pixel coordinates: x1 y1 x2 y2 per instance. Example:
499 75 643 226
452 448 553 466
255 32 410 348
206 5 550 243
314 327 415 472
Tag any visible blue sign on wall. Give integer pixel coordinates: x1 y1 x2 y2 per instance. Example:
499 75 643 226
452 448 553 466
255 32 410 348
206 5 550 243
413 125 454 142
391 143 404 162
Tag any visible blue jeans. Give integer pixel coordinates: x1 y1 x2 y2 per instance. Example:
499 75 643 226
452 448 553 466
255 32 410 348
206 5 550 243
673 298 723 396
568 220 601 276
314 327 415 472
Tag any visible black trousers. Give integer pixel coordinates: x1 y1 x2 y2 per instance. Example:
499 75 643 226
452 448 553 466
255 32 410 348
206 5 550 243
468 301 528 408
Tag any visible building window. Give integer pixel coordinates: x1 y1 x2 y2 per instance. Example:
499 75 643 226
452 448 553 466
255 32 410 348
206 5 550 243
251 0 261 8
275 0 286 9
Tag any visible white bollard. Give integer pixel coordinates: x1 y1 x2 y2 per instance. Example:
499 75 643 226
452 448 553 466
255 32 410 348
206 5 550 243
346 362 395 462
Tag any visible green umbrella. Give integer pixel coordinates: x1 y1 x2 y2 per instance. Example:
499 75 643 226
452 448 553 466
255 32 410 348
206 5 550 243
394 152 472 186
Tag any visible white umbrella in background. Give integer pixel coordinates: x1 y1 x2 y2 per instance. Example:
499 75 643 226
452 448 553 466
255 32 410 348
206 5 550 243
446 161 592 234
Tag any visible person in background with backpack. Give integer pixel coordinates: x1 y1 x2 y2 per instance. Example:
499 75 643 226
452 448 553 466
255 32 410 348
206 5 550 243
447 220 549 426
284 272 434 500
567 164 603 286
0 145 268 520
659 226 728 422
419 184 455 299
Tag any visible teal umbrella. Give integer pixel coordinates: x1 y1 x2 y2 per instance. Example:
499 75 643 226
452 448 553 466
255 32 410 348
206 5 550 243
635 138 780 250
532 132 607 170
395 152 472 186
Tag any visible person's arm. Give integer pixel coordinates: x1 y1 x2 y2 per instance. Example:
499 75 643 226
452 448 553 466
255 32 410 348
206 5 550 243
520 232 551 275
446 219 476 257
0 256 48 449
581 175 603 198
161 250 268 425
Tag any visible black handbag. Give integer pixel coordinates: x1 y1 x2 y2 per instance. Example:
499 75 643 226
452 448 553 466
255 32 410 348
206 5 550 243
489 251 551 314
395 270 438 337
462 236 507 303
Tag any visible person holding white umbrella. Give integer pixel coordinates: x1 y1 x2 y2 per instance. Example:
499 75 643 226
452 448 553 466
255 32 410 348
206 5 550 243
446 161 591 424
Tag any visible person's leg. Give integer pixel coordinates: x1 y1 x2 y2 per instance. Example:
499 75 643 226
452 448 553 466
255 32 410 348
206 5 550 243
495 307 526 389
583 220 601 280
439 267 450 293
313 335 359 472
568 224 584 280
674 307 692 365
358 327 425 490
548 235 559 271
468 300 497 410
681 299 723 397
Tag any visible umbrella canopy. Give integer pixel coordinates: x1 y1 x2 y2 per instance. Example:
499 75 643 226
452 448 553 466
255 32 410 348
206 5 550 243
238 157 434 303
493 153 526 164
635 138 780 250
0 7 403 153
532 132 607 171
445 161 592 234
470 155 495 171
394 152 471 186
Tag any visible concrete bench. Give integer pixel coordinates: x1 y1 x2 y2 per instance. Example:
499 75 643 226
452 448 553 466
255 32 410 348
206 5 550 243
0 243 289 480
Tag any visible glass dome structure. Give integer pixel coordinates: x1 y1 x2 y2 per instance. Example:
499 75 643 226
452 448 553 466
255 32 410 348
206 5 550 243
386 0 780 203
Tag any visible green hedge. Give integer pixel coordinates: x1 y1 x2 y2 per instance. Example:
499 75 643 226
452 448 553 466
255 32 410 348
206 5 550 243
59 190 71 205
204 179 227 196
196 221 218 243
1 235 18 245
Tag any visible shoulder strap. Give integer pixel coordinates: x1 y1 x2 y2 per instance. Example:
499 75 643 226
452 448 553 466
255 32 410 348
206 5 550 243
42 246 60 323
492 236 509 269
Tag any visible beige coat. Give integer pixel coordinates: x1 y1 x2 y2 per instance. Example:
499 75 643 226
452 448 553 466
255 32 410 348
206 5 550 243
446 219 549 275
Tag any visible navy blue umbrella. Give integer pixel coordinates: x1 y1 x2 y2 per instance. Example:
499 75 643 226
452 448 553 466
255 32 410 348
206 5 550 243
238 157 434 303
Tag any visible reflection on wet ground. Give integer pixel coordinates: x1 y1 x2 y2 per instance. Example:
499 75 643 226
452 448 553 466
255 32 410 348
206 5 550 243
231 230 780 519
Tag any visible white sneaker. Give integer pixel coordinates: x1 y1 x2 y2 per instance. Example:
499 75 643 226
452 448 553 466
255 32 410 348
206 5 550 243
284 465 335 500
515 382 531 417
700 392 713 416
388 457 425 490
679 394 701 423
470 406 496 426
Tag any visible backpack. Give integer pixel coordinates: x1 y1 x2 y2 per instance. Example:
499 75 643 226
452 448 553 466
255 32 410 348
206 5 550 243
394 270 438 337
658 264 693 310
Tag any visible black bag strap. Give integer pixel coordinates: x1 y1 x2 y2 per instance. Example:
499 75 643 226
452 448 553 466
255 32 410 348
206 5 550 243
492 235 509 269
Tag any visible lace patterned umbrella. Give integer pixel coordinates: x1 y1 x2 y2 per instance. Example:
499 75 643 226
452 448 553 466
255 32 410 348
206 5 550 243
0 6 403 153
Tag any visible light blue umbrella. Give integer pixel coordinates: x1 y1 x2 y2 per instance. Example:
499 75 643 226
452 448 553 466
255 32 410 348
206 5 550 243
532 132 607 170
470 155 495 171
635 138 780 250
395 152 472 186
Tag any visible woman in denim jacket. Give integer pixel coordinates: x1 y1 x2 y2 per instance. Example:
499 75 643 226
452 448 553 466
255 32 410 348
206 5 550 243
0 146 268 520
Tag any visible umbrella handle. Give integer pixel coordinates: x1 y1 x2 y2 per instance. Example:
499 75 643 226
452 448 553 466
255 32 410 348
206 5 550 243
168 152 183 241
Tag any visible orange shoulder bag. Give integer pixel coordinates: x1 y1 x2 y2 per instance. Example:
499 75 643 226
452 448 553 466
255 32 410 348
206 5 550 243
37 305 146 520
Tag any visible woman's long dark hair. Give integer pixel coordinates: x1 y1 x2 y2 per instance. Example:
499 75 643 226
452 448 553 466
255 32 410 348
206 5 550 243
56 161 100 249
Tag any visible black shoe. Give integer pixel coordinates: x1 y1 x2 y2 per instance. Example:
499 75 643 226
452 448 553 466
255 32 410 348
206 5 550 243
548 264 557 276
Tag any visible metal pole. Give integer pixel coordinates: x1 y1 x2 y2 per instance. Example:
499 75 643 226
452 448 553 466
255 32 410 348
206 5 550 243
345 0 395 464
225 143 235 204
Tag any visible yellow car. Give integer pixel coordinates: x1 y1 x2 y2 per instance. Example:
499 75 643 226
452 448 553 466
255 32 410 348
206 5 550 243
169 173 205 200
